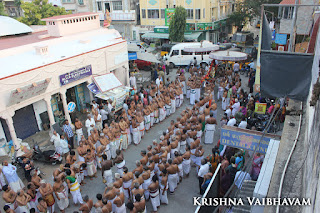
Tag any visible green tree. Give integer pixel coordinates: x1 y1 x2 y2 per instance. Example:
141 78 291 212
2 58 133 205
0 1 7 16
18 0 71 25
228 2 253 31
169 6 187 42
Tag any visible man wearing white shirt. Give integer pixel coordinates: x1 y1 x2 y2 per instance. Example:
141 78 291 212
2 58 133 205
248 60 255 69
156 76 161 88
92 100 99 111
225 107 232 119
227 117 237 127
50 131 61 153
85 115 95 136
100 106 108 127
129 73 137 90
59 135 70 156
2 161 24 192
232 99 240 116
234 171 251 189
107 101 113 114
233 62 240 73
238 117 247 129
198 159 210 195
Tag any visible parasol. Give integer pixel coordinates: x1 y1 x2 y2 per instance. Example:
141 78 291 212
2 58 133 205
209 50 247 61
184 41 219 53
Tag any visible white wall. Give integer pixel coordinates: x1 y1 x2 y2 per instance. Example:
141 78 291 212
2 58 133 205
33 100 48 131
0 121 7 143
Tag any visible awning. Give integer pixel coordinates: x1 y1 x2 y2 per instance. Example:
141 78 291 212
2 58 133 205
141 32 202 40
93 73 123 93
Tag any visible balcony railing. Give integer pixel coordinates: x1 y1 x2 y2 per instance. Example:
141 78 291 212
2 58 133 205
110 10 135 21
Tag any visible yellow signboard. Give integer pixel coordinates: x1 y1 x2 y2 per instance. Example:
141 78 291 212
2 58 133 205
255 103 267 114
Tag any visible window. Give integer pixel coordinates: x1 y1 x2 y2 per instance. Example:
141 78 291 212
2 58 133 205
186 9 193 19
182 50 192 55
203 8 205 19
171 50 179 56
141 9 146 18
97 2 102 11
62 0 73 3
148 9 159 19
161 9 165 19
78 0 84 5
195 9 200 19
113 1 122 11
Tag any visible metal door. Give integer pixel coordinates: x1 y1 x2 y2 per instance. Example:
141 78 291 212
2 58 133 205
13 105 39 140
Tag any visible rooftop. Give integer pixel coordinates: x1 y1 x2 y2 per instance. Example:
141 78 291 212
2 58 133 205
0 16 33 37
0 28 124 80
0 30 54 50
41 12 98 21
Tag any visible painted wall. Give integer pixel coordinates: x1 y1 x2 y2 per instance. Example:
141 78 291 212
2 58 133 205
33 100 48 131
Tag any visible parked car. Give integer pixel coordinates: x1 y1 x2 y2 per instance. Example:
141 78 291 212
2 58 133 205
135 60 152 70
231 32 254 47
242 46 257 61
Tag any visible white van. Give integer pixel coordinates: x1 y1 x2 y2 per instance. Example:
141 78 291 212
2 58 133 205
165 41 218 68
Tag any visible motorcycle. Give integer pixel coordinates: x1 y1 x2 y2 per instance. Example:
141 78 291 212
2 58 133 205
33 143 63 165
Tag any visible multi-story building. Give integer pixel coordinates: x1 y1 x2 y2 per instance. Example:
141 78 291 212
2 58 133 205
95 0 138 40
61 0 95 14
138 0 235 43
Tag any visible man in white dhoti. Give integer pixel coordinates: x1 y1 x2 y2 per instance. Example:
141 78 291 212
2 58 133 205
139 121 145 138
74 118 84 145
196 87 201 102
85 115 95 136
110 139 117 159
205 113 217 144
2 161 24 192
132 120 140 145
190 89 196 105
167 159 179 194
65 170 83 205
50 130 60 152
101 154 113 185
144 114 151 131
171 98 176 114
53 176 69 213
159 170 169 205
159 106 166 122
165 104 171 117
148 175 160 212
114 149 126 177
150 111 155 127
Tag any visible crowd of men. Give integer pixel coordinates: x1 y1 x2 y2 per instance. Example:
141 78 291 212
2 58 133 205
0 59 275 213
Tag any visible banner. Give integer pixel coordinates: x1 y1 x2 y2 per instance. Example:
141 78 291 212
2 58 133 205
255 103 267 114
220 126 280 154
165 8 175 26
59 65 92 86
128 52 137 60
186 23 195 31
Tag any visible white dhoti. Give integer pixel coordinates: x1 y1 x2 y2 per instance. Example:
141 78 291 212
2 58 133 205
96 156 102 169
180 94 184 106
171 99 176 114
87 160 96 176
222 97 227 111
104 145 111 160
75 172 82 184
196 88 201 101
190 89 196 105
168 173 178 193
76 128 83 145
121 132 128 150
150 189 160 211
116 160 125 177
180 141 187 154
115 203 126 213
70 181 83 204
126 128 132 145
191 149 196 164
205 124 216 144
178 163 183 179
165 105 171 117
78 155 85 162
197 130 202 143
110 140 117 159
182 81 187 95
160 183 169 204
103 169 113 185
159 107 166 121
139 122 145 138
150 112 155 127
187 87 191 99
144 115 151 131
115 137 121 150
142 178 152 200
182 159 191 175
154 110 159 124
56 188 69 210
132 128 140 145
217 87 224 100
16 204 30 213
9 179 24 192
123 180 132 199
175 96 180 108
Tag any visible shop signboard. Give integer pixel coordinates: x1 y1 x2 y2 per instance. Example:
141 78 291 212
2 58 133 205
255 103 267 114
128 52 138 60
220 126 280 154
196 23 206 31
67 102 76 113
186 23 196 31
165 8 176 26
8 79 51 106
59 65 92 86
154 27 169 34
275 34 287 45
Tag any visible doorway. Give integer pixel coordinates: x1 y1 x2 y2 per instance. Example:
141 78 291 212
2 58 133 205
105 3 110 13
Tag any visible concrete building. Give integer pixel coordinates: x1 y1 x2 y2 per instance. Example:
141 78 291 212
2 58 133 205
95 0 137 40
61 0 95 14
138 0 235 43
0 13 129 148
278 0 318 35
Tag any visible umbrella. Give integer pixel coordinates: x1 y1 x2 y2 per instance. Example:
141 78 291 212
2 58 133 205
184 41 219 53
209 50 247 61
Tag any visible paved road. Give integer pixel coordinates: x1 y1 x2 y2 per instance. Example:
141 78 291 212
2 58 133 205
0 69 250 213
